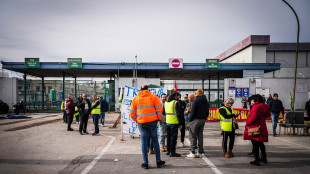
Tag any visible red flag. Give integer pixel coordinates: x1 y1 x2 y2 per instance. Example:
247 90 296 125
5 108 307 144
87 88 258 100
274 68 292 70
174 80 178 92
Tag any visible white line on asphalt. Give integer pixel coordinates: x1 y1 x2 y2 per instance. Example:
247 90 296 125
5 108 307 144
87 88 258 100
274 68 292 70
202 156 223 174
185 138 223 174
273 137 310 150
81 136 116 174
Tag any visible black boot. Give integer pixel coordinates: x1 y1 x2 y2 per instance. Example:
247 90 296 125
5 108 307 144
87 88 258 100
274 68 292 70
260 153 267 164
141 163 149 169
250 159 261 166
157 160 165 168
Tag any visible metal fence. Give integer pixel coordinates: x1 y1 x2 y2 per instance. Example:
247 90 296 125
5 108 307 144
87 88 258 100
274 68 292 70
17 79 115 112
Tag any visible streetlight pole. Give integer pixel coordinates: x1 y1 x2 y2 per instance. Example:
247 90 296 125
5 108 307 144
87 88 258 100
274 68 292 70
282 0 300 112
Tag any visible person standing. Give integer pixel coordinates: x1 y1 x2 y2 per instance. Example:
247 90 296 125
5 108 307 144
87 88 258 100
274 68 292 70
66 95 76 131
61 100 67 123
129 85 165 169
261 94 266 103
268 93 284 136
99 96 108 126
241 96 247 109
248 94 253 107
187 89 209 158
220 98 240 158
91 95 101 136
176 93 187 147
185 93 195 130
266 94 273 105
183 94 189 129
78 94 91 135
305 99 310 118
244 94 270 166
163 92 182 157
159 93 167 152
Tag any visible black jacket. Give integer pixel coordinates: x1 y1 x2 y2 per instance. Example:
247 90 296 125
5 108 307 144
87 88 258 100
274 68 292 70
269 99 284 114
177 100 187 125
189 94 210 122
78 99 92 115
305 100 310 116
266 97 273 105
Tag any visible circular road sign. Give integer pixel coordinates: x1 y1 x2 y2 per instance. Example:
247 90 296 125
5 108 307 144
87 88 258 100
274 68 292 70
171 59 181 68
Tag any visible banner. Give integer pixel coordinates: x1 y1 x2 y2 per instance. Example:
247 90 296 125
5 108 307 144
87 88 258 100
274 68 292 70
206 108 283 122
121 86 167 135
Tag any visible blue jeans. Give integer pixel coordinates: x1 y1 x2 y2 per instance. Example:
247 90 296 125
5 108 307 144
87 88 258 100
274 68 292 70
184 114 189 125
100 112 106 125
138 125 161 164
159 123 167 147
271 113 279 134
92 114 100 134
167 124 179 153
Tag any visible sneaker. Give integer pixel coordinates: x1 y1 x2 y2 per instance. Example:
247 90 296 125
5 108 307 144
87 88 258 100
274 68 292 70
92 133 98 136
67 128 74 131
196 152 203 158
156 160 165 168
160 147 166 152
76 122 79 124
141 163 149 169
101 124 104 127
187 152 197 158
149 149 155 154
170 153 181 157
273 133 277 137
166 152 170 155
83 131 89 134
79 132 83 135
180 142 184 147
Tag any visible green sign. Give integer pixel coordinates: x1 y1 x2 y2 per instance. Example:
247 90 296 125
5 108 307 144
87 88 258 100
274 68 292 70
206 59 220 68
67 58 82 68
25 58 40 68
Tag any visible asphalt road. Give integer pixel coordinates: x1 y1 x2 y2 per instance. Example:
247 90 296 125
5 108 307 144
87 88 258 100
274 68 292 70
0 113 309 174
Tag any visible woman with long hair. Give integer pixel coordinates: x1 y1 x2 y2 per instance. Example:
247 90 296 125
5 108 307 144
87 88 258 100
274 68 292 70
244 94 271 166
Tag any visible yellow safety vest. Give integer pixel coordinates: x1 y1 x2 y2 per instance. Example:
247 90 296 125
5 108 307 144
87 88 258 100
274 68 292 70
61 101 66 111
74 106 79 118
219 106 235 132
91 100 101 115
165 100 179 124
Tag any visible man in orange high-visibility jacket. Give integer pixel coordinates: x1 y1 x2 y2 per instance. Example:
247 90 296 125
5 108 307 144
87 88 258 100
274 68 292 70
130 85 165 169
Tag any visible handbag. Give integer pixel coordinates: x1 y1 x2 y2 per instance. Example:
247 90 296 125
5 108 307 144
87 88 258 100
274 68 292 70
234 122 239 129
248 107 260 136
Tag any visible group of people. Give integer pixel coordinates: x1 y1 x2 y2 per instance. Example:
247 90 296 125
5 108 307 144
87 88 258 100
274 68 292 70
61 94 108 136
129 84 278 169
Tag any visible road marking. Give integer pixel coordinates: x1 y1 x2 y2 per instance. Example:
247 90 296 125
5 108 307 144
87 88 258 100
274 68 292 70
185 138 223 174
202 156 223 174
81 136 116 174
273 137 310 150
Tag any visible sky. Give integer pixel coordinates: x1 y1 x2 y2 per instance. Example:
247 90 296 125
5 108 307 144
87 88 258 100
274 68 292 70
0 0 310 64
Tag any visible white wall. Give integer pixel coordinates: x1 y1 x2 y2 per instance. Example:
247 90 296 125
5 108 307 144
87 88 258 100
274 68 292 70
0 77 18 110
224 78 309 110
252 45 267 63
221 45 267 63
221 46 253 63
